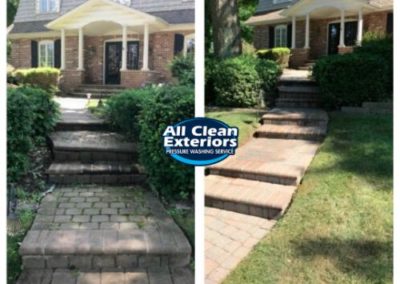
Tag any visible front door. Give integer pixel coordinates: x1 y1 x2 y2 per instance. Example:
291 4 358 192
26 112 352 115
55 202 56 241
105 42 122 85
328 21 358 55
105 41 140 85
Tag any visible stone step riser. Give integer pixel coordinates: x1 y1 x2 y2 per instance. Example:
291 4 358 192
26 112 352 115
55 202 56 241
205 197 282 220
22 254 190 270
48 174 146 185
262 119 327 127
64 93 116 99
255 131 324 141
55 123 108 132
276 102 320 108
278 80 317 87
208 169 297 186
278 92 320 99
53 151 138 163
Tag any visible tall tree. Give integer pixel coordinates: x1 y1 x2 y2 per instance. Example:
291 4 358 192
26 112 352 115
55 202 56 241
209 0 242 58
8 0 20 26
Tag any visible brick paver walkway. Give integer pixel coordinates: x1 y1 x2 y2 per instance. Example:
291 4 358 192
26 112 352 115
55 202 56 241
205 79 329 282
205 208 275 284
17 98 193 283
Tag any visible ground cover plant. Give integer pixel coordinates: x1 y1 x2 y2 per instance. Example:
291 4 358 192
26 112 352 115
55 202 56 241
224 112 393 284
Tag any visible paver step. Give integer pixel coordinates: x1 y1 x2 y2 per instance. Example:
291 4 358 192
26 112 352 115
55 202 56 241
17 267 194 284
276 99 320 108
47 162 146 185
56 110 108 131
20 187 192 271
262 108 328 126
66 92 118 99
205 175 296 219
80 84 126 89
208 138 320 186
255 124 327 141
278 85 320 94
50 131 137 162
298 66 313 71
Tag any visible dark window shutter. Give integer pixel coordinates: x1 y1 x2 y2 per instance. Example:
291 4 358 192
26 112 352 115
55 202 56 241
287 24 292 48
269 26 275 48
31 40 38 68
174 34 185 55
387 12 393 34
54 39 61 68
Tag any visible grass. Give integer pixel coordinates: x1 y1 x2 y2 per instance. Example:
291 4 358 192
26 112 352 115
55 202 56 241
224 112 393 284
207 109 263 145
7 208 36 284
86 99 107 117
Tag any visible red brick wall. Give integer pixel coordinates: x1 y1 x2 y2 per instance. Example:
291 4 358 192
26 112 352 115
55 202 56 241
364 11 390 34
120 70 161 88
59 70 84 93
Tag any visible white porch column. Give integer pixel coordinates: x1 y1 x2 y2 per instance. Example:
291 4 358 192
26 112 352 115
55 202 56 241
61 29 66 70
78 27 84 70
142 24 149 71
304 13 310 49
357 9 363 46
121 25 128 71
339 9 346 47
291 15 296 49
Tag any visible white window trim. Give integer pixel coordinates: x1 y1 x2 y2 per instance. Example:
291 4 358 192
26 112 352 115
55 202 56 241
274 24 287 47
38 40 55 67
37 0 60 14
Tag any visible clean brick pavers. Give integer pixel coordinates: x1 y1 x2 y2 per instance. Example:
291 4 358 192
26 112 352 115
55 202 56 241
205 72 329 283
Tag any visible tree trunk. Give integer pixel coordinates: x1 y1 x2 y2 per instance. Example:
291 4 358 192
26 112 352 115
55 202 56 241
210 0 242 58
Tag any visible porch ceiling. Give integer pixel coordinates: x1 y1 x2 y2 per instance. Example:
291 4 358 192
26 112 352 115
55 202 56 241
46 0 167 32
283 0 380 17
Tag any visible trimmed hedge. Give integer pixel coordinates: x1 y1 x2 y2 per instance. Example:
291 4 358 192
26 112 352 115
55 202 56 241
12 68 60 92
207 55 281 107
170 54 195 86
7 87 59 182
104 87 155 139
257 48 291 67
213 55 261 107
313 35 393 109
313 53 391 109
139 85 194 200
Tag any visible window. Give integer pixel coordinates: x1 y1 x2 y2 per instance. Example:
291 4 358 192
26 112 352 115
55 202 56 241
39 0 58 13
39 41 54 67
274 25 287 47
127 42 139 70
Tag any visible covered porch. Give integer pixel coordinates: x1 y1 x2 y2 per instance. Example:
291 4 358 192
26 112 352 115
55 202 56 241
46 0 167 91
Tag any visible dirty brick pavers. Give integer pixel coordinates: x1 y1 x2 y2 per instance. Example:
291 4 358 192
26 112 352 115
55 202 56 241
205 72 329 283
18 186 192 284
17 98 193 283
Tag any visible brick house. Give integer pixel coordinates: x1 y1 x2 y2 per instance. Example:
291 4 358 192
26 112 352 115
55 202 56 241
8 0 194 91
247 0 393 68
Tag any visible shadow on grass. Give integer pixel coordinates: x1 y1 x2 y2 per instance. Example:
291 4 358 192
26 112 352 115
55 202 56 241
293 237 392 283
307 112 393 187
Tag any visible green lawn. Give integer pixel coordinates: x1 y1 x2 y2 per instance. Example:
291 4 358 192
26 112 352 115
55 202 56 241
207 109 264 146
224 112 393 284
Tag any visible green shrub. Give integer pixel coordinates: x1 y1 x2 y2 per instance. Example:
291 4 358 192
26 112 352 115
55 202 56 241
205 56 218 105
7 89 34 182
170 54 194 86
313 53 391 109
7 87 60 182
104 87 155 139
139 85 194 200
213 55 262 107
13 68 60 92
257 48 291 67
256 59 282 105
18 87 59 143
